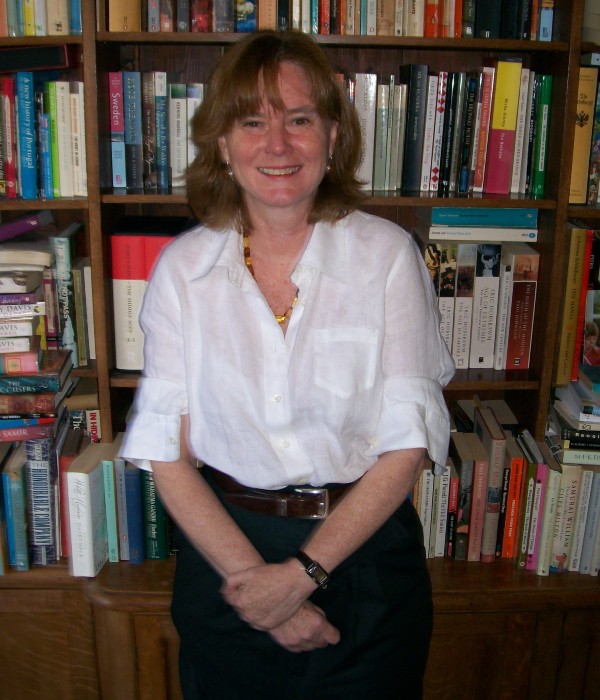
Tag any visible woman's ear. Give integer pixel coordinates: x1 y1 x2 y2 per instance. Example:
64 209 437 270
218 135 229 163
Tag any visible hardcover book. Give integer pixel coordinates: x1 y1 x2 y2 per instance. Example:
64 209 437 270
108 72 126 189
0 348 72 394
469 243 502 369
123 71 143 190
2 442 29 571
569 66 598 204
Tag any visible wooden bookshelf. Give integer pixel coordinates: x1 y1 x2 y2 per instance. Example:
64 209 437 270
0 1 599 699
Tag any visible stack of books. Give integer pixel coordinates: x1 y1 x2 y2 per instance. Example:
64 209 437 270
414 207 539 371
0 1 82 37
413 395 600 577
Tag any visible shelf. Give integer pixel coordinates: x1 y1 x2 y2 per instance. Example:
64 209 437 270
0 35 83 47
0 198 89 211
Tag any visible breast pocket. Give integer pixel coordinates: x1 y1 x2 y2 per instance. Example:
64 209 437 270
312 328 379 400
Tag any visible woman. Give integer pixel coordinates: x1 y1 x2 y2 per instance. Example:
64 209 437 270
121 30 454 700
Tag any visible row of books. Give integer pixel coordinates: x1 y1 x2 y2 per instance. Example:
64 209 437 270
415 397 600 577
413 207 539 371
0 74 88 200
0 211 96 370
107 0 555 39
354 59 552 196
107 70 203 192
568 56 600 206
0 0 82 37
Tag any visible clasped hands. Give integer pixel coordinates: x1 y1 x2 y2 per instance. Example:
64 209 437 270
221 560 340 653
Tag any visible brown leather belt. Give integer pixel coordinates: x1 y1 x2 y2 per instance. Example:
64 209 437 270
203 466 352 519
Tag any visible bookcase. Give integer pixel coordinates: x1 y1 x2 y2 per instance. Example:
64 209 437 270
0 1 599 699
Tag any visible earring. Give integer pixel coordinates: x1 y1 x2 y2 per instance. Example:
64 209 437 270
326 155 333 174
225 161 233 180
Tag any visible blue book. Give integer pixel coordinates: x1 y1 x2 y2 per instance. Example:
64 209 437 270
15 0 24 35
154 72 169 191
123 71 144 190
235 0 256 32
2 444 30 571
16 72 38 199
38 114 54 199
430 207 538 228
70 0 83 34
538 8 553 42
124 464 145 564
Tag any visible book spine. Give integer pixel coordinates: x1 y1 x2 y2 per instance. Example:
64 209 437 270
429 71 447 193
0 347 41 374
572 229 594 381
49 231 79 367
213 0 234 30
72 265 88 367
83 263 96 360
25 437 59 565
469 243 501 369
501 453 525 559
536 467 561 575
448 72 466 194
168 83 188 188
457 74 478 193
437 241 457 354
148 0 160 30
549 466 581 572
0 77 17 198
69 81 87 197
123 71 143 190
177 0 191 29
510 68 531 194
430 207 538 227
108 0 142 31
0 337 34 352
516 460 537 568
46 0 70 35
420 74 439 192
400 64 429 193
153 72 169 191
493 252 514 370
434 463 451 557
353 73 377 190
16 72 37 199
484 60 522 194
467 454 488 561
579 472 600 574
373 82 390 191
125 465 145 563
114 457 129 560
186 83 203 173
68 466 107 577
525 463 548 571
55 80 74 197
2 468 29 570
103 459 120 562
529 74 553 197
438 71 459 196
46 81 61 197
451 242 476 369
472 66 495 192
111 234 146 371
190 0 212 31
568 467 594 571
70 0 83 34
141 470 170 559
160 0 175 30
108 72 126 189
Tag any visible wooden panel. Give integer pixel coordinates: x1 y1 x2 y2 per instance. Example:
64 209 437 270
135 615 183 700
555 609 600 700
425 611 536 700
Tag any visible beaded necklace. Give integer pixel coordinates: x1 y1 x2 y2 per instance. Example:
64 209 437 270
243 233 299 325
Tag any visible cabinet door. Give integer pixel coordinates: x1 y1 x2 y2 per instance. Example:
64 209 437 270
554 609 600 700
0 588 99 700
425 611 536 699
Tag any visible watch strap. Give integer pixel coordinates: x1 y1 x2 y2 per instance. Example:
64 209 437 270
295 549 330 589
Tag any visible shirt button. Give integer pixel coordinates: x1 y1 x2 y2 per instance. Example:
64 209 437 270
169 437 177 445
297 478 309 485
281 440 290 448
272 394 282 403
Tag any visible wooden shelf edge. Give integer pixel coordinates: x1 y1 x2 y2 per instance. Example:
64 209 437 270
0 198 89 211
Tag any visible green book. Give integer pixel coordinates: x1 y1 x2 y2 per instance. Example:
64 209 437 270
45 81 61 198
529 74 553 197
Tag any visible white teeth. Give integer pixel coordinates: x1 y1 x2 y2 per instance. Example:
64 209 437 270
259 166 300 175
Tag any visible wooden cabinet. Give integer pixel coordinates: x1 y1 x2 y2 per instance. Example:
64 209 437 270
0 2 599 699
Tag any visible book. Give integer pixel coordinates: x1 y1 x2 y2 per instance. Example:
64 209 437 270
445 462 460 557
0 337 43 374
2 442 29 571
0 76 17 198
57 424 87 558
123 71 143 190
72 259 88 367
16 72 37 199
427 226 537 243
54 80 74 198
104 432 123 563
449 431 474 560
399 64 429 193
555 382 600 424
465 431 489 562
502 243 539 371
48 221 83 367
510 67 531 195
474 0 501 37
484 59 522 195
0 211 53 244
124 462 145 564
517 432 548 572
578 362 600 393
353 73 377 190
555 227 588 386
568 465 595 571
529 74 553 197
113 449 129 560
0 375 74 416
0 235 53 271
454 397 519 435
0 349 72 394
549 462 582 573
142 72 157 191
498 433 526 559
438 71 460 197
579 467 600 574
492 245 514 371
471 65 496 193
570 66 599 204
140 469 170 560
535 441 562 576
67 440 121 577
469 243 501 369
373 79 391 191
108 72 126 189
111 217 192 371
451 242 476 370
429 71 447 193
419 73 439 192
515 430 542 569
108 0 141 30
437 241 457 355
0 442 15 573
69 81 87 197
474 405 507 563
168 83 187 189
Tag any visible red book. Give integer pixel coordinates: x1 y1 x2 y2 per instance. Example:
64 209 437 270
484 59 523 194
503 243 540 370
191 0 212 31
0 76 17 199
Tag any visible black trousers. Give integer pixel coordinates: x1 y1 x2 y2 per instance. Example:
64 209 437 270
172 474 433 700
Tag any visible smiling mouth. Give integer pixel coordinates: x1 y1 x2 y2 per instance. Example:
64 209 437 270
258 166 301 175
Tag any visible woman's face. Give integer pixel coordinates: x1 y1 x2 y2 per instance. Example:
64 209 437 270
218 61 338 222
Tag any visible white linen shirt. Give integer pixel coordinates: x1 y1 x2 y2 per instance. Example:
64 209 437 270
120 210 455 489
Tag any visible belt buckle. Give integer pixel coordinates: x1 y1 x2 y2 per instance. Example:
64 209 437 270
293 487 329 519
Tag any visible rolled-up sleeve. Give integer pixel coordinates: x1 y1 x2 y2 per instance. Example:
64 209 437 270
120 244 189 471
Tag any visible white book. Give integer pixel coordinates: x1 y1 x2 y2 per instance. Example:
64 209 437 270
420 74 439 192
301 0 312 33
395 0 404 36
387 85 403 190
34 0 47 34
493 247 515 370
67 444 111 577
291 0 301 28
353 73 378 190
468 71 484 192
384 76 395 189
416 468 435 556
579 469 600 574
437 241 457 354
169 84 188 189
366 0 377 34
451 243 476 369
469 243 501 369
535 445 562 577
519 70 536 194
394 84 408 190
186 83 204 171
430 71 447 193
428 225 538 242
373 82 390 191
46 0 70 35
568 466 595 571
550 464 582 572
510 68 531 194
404 0 424 36
69 81 87 197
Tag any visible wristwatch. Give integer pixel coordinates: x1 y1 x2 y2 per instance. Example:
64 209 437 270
295 549 330 589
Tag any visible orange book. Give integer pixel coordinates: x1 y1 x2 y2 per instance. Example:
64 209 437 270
500 435 526 559
425 0 440 37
